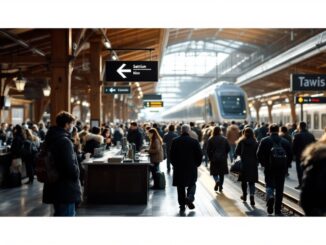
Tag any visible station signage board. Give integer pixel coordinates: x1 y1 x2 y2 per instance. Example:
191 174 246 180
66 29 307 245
104 86 131 94
291 74 326 91
143 101 164 108
143 94 162 101
295 96 326 104
105 61 158 82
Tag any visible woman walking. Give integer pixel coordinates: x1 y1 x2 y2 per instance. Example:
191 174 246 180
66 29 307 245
147 128 164 188
234 127 258 206
207 126 230 192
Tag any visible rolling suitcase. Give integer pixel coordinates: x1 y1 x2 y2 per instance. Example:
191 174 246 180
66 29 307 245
154 171 166 189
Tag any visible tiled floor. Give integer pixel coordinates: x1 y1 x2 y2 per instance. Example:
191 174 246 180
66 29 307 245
0 160 300 217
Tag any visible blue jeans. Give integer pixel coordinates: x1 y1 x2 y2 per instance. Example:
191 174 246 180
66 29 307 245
265 173 285 213
53 203 76 216
229 144 236 162
241 181 255 195
213 175 224 187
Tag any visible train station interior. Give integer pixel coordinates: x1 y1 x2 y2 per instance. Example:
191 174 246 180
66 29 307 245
1 1 326 245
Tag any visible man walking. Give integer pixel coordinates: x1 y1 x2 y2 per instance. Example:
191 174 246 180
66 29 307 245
163 124 178 173
170 124 202 213
257 124 292 216
292 121 315 189
43 111 82 216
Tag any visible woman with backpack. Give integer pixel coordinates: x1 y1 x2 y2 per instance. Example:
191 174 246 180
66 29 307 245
234 127 258 206
207 126 230 192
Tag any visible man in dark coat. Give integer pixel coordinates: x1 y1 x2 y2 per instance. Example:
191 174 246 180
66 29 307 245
170 124 202 212
292 121 315 189
42 111 81 216
257 124 292 216
207 126 230 192
163 124 178 173
127 122 143 152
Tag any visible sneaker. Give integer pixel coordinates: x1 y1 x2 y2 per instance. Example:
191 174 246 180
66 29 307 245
240 194 247 202
267 197 274 215
250 195 255 206
185 198 195 210
218 185 223 192
214 181 219 191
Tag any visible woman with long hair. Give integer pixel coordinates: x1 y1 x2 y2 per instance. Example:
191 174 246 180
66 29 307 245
234 127 258 206
24 128 39 184
102 128 112 149
207 126 230 192
147 128 164 188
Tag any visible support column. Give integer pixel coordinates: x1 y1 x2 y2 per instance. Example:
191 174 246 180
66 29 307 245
90 40 103 126
253 100 262 124
107 94 115 122
287 94 297 123
50 29 72 124
267 103 273 124
34 97 50 123
115 98 121 122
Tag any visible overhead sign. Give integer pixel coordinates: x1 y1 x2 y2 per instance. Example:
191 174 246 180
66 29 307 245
143 101 164 108
104 86 131 94
143 94 162 101
291 74 326 91
105 61 158 82
295 96 326 104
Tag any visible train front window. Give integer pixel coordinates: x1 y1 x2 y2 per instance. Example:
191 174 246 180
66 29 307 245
220 95 246 115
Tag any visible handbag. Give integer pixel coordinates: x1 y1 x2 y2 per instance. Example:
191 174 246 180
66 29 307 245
10 158 22 174
230 157 242 174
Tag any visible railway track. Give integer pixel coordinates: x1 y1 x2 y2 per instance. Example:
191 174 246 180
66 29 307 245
227 172 305 216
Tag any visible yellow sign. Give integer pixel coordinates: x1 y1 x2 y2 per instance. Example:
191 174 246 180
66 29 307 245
144 101 164 108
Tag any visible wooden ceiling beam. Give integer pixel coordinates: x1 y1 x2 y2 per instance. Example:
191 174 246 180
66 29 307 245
0 55 49 64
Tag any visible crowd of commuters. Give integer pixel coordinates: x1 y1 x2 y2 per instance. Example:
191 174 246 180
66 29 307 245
1 113 325 216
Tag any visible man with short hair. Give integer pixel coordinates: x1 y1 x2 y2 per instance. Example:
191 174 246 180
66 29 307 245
163 124 178 173
42 111 81 216
292 121 315 189
257 124 292 216
127 121 143 152
170 124 202 213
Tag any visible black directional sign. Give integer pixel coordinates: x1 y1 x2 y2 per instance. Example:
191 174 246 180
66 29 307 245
295 96 326 104
105 61 158 82
104 86 131 94
291 74 326 91
143 101 164 108
143 94 162 101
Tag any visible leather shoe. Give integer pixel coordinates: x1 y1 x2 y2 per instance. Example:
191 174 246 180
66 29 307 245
214 181 219 191
267 197 274 214
185 198 195 210
294 185 301 190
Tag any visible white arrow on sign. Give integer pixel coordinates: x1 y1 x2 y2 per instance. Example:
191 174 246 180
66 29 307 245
117 63 131 79
109 88 115 93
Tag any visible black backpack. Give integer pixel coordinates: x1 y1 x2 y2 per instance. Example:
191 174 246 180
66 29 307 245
21 140 38 159
269 139 287 170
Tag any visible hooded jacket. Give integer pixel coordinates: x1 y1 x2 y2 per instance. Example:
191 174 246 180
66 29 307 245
42 126 81 204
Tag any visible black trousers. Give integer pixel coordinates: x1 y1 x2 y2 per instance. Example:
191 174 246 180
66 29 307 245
177 184 196 207
295 159 303 186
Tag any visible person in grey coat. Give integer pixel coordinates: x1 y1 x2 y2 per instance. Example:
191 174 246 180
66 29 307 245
170 124 202 212
207 126 230 192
